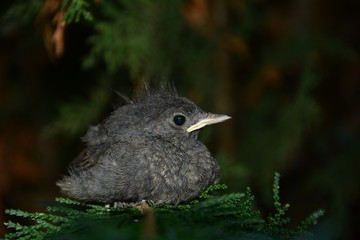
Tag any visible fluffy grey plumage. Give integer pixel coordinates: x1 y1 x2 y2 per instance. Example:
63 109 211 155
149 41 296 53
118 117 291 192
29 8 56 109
57 89 230 204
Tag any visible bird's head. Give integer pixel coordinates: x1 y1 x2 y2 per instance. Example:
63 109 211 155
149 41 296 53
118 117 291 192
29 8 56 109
137 93 231 139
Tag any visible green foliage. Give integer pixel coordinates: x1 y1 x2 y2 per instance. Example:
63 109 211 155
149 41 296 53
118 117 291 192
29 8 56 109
196 183 229 200
82 0 187 78
267 172 291 227
4 209 62 239
239 63 321 196
44 86 110 137
62 0 94 23
82 0 153 75
3 173 324 240
2 0 43 24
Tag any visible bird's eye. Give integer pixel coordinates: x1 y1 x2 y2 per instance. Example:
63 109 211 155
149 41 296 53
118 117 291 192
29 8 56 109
173 115 186 126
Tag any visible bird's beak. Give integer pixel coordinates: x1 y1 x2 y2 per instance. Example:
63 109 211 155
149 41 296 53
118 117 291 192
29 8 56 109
187 114 231 133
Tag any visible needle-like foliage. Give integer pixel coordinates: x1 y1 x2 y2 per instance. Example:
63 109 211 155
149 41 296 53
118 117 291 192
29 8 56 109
2 173 324 240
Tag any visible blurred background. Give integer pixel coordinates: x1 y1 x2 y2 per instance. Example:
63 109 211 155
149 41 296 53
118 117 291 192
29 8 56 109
0 0 359 239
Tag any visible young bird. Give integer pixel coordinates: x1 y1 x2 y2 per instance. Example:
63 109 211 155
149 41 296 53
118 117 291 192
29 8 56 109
57 89 230 204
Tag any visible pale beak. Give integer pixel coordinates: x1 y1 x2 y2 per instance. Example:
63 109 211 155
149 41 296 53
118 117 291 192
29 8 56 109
187 114 231 133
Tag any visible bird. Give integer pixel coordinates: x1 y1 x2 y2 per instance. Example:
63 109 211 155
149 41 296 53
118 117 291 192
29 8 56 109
57 87 231 204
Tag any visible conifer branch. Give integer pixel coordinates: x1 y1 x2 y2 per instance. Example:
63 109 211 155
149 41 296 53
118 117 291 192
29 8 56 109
3 176 324 240
62 0 94 23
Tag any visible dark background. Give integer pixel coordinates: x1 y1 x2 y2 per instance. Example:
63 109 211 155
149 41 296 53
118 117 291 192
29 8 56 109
0 0 359 239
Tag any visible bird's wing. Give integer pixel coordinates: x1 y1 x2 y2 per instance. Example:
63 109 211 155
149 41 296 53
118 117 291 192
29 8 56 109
68 136 133 174
68 122 111 172
68 148 101 173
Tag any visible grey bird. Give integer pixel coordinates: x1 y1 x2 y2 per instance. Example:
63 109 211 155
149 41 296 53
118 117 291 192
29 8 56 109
57 88 231 204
